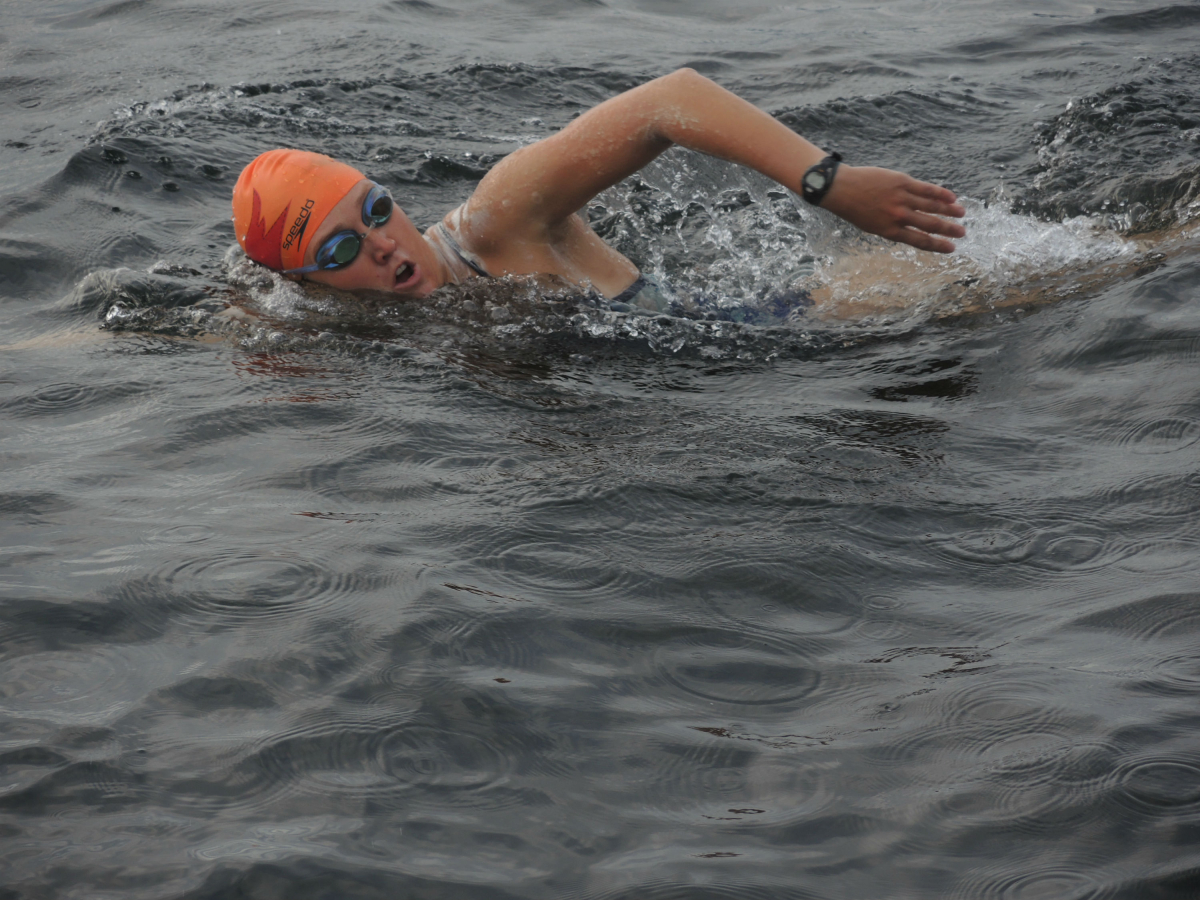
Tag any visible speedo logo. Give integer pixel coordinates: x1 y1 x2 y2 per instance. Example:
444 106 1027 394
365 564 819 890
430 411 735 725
281 199 316 250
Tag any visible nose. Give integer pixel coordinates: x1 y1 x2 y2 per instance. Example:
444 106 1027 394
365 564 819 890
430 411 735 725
363 227 396 263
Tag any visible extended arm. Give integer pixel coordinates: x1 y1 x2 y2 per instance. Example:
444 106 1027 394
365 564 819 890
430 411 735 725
464 68 965 253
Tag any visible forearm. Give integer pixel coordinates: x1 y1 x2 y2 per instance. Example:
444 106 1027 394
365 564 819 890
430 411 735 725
631 68 826 195
468 69 819 237
630 69 966 253
469 68 964 253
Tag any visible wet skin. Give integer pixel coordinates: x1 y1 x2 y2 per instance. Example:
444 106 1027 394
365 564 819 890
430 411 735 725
298 179 452 298
296 178 641 300
296 70 967 298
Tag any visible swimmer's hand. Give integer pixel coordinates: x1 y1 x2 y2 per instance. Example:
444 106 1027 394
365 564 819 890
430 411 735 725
821 166 966 254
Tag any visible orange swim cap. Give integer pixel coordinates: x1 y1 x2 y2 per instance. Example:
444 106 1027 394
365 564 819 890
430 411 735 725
231 149 365 271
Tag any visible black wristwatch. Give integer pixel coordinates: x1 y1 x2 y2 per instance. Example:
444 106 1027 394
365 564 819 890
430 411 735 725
801 151 843 207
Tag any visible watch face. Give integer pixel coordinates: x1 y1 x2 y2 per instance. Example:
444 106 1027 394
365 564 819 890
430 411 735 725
805 170 826 191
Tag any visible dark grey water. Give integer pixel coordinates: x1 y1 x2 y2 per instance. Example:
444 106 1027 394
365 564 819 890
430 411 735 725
4 2 1200 898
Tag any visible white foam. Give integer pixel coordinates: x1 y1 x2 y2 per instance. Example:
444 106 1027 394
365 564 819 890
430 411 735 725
953 199 1133 281
222 244 345 319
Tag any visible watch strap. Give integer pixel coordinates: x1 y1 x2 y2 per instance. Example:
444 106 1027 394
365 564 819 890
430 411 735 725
801 151 843 207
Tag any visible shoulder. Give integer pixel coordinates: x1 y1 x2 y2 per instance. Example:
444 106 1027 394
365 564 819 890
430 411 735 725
444 194 521 256
428 205 493 279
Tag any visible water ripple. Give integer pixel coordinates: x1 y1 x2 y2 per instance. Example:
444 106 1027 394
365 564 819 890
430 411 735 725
651 626 822 706
19 382 95 414
1149 654 1200 693
0 646 145 723
587 885 822 900
377 725 510 794
153 547 378 625
146 713 412 815
147 523 215 544
1111 755 1200 815
952 864 1104 900
1112 416 1200 455
1068 591 1200 640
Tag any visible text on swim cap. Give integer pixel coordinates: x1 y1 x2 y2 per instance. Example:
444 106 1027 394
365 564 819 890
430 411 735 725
281 199 316 251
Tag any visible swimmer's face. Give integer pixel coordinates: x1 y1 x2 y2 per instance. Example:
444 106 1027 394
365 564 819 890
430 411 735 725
298 179 446 297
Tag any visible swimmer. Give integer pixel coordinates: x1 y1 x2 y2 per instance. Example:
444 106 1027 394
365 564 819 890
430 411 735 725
232 68 966 305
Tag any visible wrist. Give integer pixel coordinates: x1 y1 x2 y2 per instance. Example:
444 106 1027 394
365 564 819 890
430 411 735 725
800 151 843 207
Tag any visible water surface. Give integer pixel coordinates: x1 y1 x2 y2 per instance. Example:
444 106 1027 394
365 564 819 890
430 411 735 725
3 1 1200 898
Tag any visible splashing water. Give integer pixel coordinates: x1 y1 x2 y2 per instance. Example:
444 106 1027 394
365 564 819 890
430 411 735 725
810 199 1142 322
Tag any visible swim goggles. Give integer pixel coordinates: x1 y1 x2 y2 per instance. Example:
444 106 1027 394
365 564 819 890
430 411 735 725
281 182 394 274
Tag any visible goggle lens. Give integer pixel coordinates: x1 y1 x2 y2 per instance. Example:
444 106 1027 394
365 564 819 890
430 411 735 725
362 184 393 227
329 234 361 266
280 182 395 275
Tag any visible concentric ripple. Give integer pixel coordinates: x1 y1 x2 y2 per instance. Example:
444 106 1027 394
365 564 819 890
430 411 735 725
147 524 215 544
952 864 1104 900
21 382 96 414
652 626 822 706
0 647 146 723
932 724 1126 835
1112 756 1200 814
612 727 836 827
377 725 512 798
1150 653 1200 693
155 547 371 624
1113 416 1200 455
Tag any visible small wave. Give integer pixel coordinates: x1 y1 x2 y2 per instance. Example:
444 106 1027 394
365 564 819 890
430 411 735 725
1020 54 1200 231
1068 591 1200 640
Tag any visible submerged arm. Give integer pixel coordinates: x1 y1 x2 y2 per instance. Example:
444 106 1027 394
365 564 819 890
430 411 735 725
465 68 965 253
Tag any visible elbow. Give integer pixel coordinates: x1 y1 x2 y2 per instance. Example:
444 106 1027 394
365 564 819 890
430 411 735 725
649 67 716 108
643 67 713 99
665 67 709 88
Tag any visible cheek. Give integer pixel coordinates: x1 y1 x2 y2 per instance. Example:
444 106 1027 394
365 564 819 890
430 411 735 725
306 260 386 291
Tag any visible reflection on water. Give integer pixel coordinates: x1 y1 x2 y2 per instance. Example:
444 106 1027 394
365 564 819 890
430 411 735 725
3 1 1200 898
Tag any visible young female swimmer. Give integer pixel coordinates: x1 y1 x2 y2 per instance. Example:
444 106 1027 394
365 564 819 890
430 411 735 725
232 68 966 304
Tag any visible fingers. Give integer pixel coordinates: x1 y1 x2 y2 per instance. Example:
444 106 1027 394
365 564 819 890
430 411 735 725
906 183 966 220
907 178 962 207
823 166 966 252
903 178 966 222
897 182 967 250
893 226 957 254
902 209 967 239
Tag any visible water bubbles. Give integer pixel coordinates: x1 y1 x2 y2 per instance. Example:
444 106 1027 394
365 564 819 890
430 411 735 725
103 302 130 325
955 200 1131 276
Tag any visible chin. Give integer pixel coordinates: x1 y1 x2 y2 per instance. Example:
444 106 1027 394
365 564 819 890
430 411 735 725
393 273 437 298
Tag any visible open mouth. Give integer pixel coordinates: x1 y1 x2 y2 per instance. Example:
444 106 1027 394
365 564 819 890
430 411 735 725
394 261 417 288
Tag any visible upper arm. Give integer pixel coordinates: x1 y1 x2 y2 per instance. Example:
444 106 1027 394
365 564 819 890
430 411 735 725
458 70 700 250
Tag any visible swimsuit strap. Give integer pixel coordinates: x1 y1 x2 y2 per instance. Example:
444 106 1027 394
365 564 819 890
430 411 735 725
432 218 662 308
608 274 648 306
431 222 491 278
